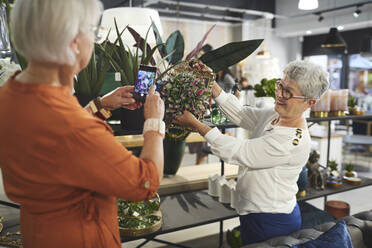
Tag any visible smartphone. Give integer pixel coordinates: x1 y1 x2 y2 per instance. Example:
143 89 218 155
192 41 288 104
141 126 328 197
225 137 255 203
133 65 157 102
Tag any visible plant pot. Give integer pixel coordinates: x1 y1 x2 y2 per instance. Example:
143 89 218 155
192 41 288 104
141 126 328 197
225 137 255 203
120 106 145 133
99 72 122 96
163 138 186 176
348 107 357 115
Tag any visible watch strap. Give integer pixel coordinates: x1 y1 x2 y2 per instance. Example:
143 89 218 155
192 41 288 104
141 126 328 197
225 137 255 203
143 118 165 138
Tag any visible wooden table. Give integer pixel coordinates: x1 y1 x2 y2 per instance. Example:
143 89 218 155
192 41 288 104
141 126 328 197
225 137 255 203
115 132 205 148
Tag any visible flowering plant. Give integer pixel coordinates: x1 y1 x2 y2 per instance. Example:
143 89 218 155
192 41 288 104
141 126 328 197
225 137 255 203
161 59 215 140
0 58 21 87
99 21 263 140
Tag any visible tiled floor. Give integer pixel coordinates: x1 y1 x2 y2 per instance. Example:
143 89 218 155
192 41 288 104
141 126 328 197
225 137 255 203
123 144 372 248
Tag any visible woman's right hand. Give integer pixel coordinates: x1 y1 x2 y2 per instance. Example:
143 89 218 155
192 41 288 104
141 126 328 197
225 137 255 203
144 85 164 120
212 81 223 99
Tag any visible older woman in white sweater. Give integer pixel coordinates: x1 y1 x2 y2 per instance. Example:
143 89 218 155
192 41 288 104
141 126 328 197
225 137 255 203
175 60 329 245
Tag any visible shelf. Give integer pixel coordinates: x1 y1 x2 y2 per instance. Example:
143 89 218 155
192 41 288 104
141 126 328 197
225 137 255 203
307 114 372 123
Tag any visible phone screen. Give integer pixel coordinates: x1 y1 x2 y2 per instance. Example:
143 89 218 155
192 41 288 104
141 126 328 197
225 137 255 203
134 65 157 102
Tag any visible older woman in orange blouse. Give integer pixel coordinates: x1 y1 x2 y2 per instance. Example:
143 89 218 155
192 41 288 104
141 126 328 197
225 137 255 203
0 0 165 247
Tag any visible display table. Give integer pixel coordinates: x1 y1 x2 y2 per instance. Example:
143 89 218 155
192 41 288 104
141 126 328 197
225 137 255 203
158 163 238 196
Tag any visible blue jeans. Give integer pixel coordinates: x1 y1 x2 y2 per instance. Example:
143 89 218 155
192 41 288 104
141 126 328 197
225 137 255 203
239 203 301 245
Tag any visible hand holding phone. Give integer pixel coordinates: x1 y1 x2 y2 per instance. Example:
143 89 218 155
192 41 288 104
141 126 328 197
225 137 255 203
133 65 157 103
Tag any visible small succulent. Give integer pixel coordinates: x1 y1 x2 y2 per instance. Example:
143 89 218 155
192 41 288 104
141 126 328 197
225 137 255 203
348 96 357 108
329 160 338 171
344 163 355 177
345 163 354 172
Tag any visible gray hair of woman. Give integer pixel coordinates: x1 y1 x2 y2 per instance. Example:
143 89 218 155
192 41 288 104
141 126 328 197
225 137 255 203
10 0 103 65
284 60 330 100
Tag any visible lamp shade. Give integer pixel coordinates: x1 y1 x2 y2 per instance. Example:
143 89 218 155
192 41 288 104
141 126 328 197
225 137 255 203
298 0 319 10
321 28 346 48
100 7 163 46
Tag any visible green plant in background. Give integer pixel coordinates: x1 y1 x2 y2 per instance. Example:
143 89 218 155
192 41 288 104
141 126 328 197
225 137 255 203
226 226 241 248
74 40 114 100
348 96 357 108
344 162 355 177
117 197 160 229
329 160 338 171
253 78 278 99
199 39 264 73
345 162 354 172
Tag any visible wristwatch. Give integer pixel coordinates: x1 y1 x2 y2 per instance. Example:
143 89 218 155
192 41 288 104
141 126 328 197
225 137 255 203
143 118 165 138
88 97 111 120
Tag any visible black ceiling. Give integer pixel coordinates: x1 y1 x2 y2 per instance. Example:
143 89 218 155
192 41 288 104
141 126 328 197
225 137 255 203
100 0 276 22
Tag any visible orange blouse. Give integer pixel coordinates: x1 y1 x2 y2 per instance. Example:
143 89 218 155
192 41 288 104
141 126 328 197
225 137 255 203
0 73 159 248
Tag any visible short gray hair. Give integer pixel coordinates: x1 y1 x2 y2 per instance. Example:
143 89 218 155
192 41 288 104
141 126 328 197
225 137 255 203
11 0 103 65
283 60 329 99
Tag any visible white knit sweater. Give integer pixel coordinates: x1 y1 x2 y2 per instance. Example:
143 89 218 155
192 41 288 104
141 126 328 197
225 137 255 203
204 91 311 215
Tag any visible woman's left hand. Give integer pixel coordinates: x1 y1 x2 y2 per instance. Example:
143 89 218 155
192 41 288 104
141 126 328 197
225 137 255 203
174 111 199 130
100 86 141 110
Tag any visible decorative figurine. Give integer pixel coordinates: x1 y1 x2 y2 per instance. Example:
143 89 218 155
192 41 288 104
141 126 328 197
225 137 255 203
306 150 325 190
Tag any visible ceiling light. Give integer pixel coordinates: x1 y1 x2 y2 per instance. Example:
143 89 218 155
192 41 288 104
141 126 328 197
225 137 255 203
100 7 163 45
353 8 361 18
321 27 346 48
298 0 319 10
306 30 312 35
337 26 344 31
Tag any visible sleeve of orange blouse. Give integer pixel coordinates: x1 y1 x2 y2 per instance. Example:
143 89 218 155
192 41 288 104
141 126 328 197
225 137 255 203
57 119 159 201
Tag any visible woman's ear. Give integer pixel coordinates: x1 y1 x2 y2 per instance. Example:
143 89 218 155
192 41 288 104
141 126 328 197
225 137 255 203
70 36 80 55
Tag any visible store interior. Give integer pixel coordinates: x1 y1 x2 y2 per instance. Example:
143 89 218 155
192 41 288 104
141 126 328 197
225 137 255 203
1 0 372 248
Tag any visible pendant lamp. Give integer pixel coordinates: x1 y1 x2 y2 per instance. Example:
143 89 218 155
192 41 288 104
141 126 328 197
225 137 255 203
100 7 163 46
321 27 346 48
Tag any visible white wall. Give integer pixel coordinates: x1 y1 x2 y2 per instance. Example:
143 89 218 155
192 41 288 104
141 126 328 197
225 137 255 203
160 17 234 56
241 18 301 83
159 16 301 80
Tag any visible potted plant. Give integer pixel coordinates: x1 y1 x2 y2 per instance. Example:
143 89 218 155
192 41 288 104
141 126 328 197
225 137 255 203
74 40 114 106
327 160 342 188
117 194 162 237
344 163 356 178
348 96 358 115
103 20 183 133
109 21 263 175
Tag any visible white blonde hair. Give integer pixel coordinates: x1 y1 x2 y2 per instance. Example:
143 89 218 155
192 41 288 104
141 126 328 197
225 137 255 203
284 60 330 99
10 0 103 65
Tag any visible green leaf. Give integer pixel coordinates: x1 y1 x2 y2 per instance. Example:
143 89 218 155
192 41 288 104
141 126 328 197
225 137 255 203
113 19 134 83
127 25 156 65
126 45 136 83
200 39 263 72
151 20 165 57
143 44 162 65
165 31 184 64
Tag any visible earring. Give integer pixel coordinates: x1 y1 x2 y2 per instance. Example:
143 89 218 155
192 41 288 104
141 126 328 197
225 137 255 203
75 48 80 55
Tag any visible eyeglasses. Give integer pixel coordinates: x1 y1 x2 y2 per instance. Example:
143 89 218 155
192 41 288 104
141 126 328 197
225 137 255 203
90 25 107 42
275 80 308 101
